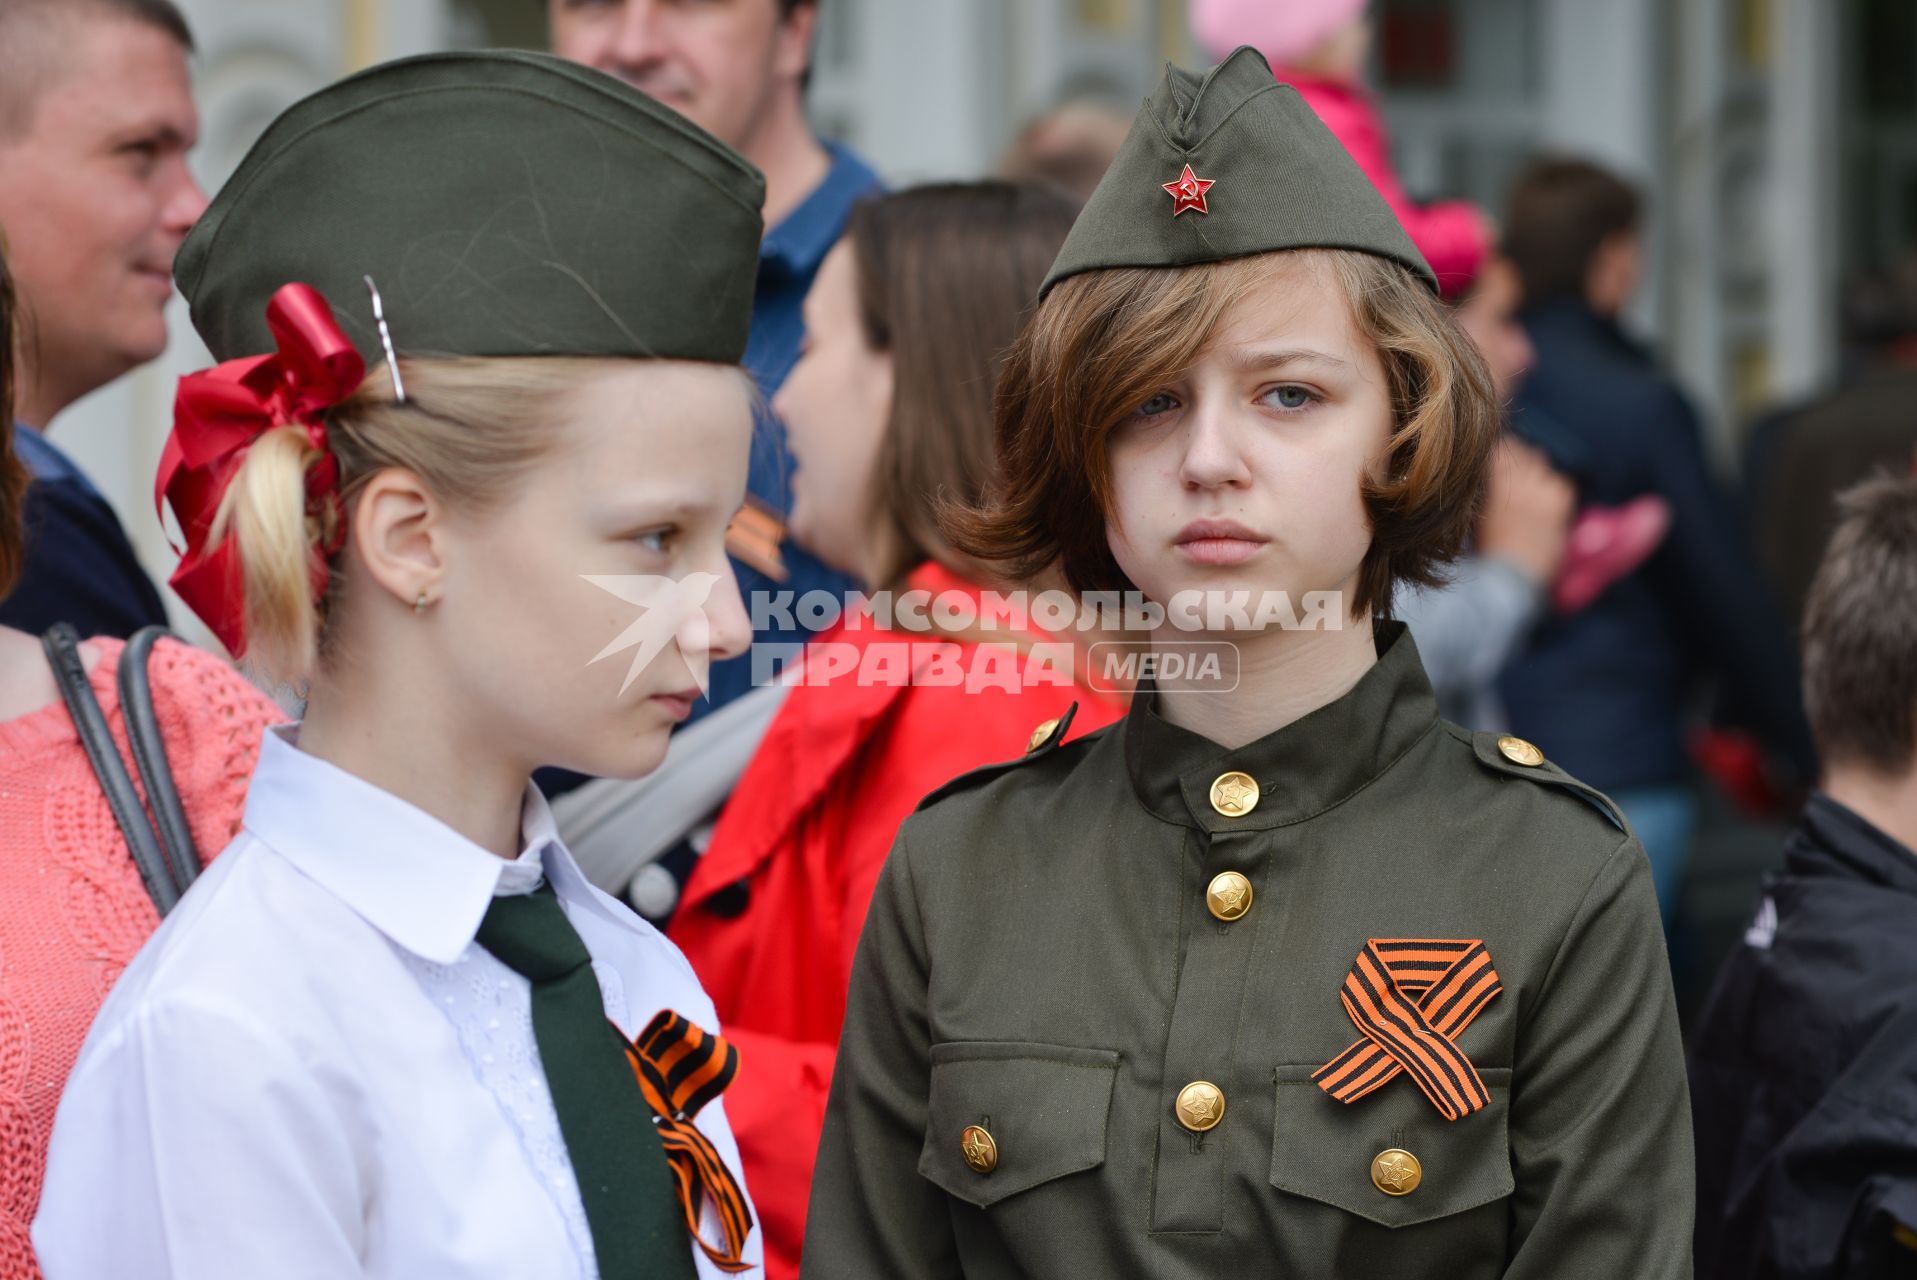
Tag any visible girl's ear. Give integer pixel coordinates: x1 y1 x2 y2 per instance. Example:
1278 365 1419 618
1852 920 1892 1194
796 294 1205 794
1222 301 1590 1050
350 468 447 608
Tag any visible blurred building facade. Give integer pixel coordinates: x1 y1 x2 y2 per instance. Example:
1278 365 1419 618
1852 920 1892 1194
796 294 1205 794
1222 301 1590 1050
48 0 1915 637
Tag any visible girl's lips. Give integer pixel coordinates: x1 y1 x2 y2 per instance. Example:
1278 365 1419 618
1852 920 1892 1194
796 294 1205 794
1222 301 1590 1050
1175 519 1269 566
650 690 699 720
1176 518 1265 541
1177 537 1267 566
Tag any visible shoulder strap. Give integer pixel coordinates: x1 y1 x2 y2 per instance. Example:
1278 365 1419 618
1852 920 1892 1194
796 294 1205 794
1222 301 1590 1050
41 624 183 915
913 699 1088 814
119 626 202 897
1463 727 1634 837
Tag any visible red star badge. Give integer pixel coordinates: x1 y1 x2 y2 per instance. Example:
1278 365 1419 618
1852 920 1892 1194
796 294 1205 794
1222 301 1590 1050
1162 163 1215 217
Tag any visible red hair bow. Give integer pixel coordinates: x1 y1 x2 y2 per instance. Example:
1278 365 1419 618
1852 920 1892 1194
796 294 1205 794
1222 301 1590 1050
156 283 364 657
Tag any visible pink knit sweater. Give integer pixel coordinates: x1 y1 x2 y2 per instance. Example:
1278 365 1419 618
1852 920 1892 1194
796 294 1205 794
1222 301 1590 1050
0 636 283 1277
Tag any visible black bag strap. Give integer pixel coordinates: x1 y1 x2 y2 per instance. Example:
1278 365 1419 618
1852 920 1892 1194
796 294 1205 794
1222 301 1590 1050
119 626 202 897
41 624 192 915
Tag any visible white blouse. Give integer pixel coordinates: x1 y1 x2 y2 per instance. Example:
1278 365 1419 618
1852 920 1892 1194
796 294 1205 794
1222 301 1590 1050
34 726 760 1280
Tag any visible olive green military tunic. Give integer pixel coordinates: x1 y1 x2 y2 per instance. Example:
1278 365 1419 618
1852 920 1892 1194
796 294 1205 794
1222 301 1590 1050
801 623 1692 1278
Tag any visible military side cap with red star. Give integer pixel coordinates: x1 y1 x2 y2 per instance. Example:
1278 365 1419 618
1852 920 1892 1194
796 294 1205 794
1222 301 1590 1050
1041 46 1436 295
177 50 765 366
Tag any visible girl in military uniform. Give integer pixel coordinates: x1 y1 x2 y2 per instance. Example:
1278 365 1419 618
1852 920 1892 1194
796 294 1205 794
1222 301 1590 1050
36 53 765 1279
802 47 1692 1280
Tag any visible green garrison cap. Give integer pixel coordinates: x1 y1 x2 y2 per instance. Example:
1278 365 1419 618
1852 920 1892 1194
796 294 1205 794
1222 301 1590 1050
1042 46 1437 296
176 50 766 365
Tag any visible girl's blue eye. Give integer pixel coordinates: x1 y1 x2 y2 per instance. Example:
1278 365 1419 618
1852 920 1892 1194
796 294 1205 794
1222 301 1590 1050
1264 385 1315 411
634 528 674 555
1137 393 1179 418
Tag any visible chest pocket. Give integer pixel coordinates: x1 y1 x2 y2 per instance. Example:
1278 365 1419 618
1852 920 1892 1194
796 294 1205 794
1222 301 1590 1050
1269 1064 1515 1228
917 1041 1119 1209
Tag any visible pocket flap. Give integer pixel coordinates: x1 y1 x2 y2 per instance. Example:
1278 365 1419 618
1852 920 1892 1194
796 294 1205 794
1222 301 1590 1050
918 1041 1119 1209
1270 1065 1515 1229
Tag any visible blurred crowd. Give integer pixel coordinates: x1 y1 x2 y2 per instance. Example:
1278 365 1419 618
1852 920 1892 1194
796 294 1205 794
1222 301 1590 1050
1 0 1914 1277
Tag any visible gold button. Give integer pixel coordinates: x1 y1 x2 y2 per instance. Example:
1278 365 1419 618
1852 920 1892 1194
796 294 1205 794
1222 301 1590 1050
1206 871 1253 922
1371 1148 1422 1196
1174 1081 1225 1132
1209 771 1260 817
960 1125 998 1175
1026 718 1061 754
1497 735 1544 767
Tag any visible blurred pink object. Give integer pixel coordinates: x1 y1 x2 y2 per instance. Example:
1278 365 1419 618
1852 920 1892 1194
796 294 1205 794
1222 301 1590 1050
1192 0 1368 67
1191 0 1491 295
1285 74 1489 295
1552 495 1672 612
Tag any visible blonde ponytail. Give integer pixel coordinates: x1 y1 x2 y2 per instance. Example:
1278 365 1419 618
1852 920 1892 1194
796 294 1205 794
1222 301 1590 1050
210 425 332 680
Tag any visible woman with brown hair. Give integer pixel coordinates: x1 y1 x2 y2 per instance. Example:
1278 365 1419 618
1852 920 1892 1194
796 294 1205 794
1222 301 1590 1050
801 50 1691 1280
0 236 284 1276
668 181 1125 1280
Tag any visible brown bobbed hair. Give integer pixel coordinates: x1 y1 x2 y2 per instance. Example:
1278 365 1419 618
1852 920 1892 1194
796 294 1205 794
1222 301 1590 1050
0 233 31 600
947 248 1502 621
1801 471 1917 774
845 180 1080 592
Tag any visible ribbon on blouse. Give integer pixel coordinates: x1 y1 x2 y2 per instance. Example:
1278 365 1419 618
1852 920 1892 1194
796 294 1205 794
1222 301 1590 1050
154 282 364 656
623 1010 755 1273
1312 938 1503 1121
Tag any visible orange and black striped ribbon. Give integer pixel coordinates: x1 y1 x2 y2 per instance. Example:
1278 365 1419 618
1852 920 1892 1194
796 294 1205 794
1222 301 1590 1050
724 498 788 585
1312 939 1503 1122
619 1010 755 1273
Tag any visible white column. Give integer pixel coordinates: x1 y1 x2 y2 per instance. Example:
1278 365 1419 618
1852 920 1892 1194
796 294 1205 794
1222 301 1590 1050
1665 0 1730 443
1536 0 1659 174
1535 0 1665 340
1765 0 1840 402
813 0 994 184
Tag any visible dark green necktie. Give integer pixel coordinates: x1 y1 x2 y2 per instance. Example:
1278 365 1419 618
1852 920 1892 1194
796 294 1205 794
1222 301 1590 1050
477 883 697 1280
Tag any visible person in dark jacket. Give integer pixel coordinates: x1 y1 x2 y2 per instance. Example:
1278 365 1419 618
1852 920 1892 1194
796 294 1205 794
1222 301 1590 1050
1496 157 1815 921
1689 472 1917 1279
0 0 207 638
1744 256 1917 629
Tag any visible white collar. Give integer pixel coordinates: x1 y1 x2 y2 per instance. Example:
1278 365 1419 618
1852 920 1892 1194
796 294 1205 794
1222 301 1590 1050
493 844 548 897
242 725 599 964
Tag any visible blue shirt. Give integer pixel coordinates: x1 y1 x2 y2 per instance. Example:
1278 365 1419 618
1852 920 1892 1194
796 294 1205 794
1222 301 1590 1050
1 423 168 639
697 140 883 719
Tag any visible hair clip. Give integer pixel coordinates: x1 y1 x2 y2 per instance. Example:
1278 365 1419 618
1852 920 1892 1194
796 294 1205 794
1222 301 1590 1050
363 275 406 404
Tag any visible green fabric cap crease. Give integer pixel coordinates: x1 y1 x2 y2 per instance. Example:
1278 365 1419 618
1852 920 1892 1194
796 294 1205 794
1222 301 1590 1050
1042 46 1437 295
177 50 766 366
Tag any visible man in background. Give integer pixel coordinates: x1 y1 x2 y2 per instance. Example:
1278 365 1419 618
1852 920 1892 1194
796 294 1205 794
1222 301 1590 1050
1689 472 1917 1279
999 97 1129 202
1744 255 1917 627
0 0 207 638
549 0 882 717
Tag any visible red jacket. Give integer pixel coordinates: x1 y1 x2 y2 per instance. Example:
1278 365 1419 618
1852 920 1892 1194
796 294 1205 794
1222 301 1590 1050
1285 70 1489 296
670 565 1123 1279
